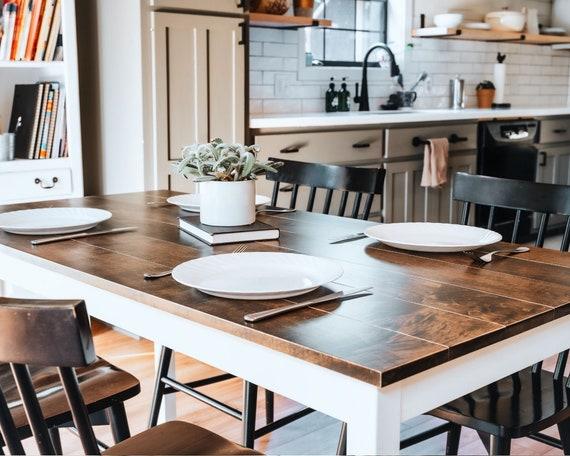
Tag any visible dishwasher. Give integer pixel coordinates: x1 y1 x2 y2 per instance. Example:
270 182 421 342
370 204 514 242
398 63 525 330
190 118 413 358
477 120 540 241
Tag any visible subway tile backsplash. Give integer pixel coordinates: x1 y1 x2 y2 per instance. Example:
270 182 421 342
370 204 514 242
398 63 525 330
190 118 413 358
249 28 570 115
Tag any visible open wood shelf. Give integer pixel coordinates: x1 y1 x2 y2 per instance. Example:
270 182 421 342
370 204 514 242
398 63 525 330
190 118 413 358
0 61 65 69
249 13 331 28
412 28 570 45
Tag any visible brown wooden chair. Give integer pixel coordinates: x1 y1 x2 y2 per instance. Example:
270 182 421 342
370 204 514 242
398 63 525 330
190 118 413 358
0 298 261 455
149 159 387 451
426 173 570 455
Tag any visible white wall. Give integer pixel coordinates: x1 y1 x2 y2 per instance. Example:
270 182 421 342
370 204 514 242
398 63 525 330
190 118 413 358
78 0 146 196
250 0 570 114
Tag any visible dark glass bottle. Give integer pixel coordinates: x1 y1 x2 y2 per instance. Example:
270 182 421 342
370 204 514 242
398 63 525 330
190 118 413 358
338 77 351 112
325 78 338 112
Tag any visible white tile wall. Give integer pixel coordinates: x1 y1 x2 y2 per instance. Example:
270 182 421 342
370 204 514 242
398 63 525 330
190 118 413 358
250 0 570 115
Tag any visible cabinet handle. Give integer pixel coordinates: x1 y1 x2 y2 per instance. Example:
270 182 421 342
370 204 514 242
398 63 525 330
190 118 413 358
539 151 547 167
237 0 249 10
449 134 468 144
352 142 371 149
35 177 58 189
238 22 246 46
280 146 301 154
553 129 568 134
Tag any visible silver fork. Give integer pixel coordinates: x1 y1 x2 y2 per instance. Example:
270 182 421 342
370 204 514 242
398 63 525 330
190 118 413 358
464 247 529 264
143 244 248 280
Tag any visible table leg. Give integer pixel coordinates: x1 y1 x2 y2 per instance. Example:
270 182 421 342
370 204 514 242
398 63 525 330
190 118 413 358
154 343 177 423
346 384 402 455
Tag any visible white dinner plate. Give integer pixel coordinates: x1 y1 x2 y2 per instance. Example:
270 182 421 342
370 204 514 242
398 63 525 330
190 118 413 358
0 207 112 236
172 252 344 300
463 22 492 30
167 194 271 213
365 223 502 253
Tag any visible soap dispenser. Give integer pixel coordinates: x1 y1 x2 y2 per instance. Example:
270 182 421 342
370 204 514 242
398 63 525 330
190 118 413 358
338 78 351 112
325 78 338 112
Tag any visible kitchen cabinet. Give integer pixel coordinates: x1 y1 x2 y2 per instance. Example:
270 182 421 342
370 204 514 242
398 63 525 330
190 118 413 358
535 144 570 228
383 153 477 224
152 12 246 193
254 130 383 218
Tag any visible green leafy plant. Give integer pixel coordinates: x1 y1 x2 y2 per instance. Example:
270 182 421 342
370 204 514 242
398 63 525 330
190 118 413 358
174 138 282 182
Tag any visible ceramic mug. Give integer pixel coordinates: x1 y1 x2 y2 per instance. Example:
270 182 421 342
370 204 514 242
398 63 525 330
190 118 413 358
396 91 417 108
0 133 15 162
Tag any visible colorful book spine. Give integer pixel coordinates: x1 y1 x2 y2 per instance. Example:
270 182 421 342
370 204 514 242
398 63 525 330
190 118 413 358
0 2 17 60
43 0 58 60
33 82 48 158
46 82 59 157
24 0 43 60
15 0 33 61
9 0 23 60
38 85 53 158
27 82 44 158
33 0 54 61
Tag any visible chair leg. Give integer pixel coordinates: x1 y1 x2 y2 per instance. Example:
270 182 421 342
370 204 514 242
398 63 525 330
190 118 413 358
108 403 131 443
148 346 174 428
558 418 570 455
489 435 511 456
477 431 491 454
336 422 347 456
446 424 461 455
243 381 258 449
49 427 63 455
265 390 274 425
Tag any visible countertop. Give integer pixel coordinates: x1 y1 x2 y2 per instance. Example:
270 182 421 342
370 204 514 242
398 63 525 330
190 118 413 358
250 107 570 131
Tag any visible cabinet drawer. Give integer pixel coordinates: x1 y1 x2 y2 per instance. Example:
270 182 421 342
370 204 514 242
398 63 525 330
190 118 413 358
150 0 244 14
540 118 570 144
385 124 477 159
0 169 72 204
254 130 383 166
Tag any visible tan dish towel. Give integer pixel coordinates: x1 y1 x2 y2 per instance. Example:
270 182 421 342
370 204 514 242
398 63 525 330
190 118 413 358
420 138 450 188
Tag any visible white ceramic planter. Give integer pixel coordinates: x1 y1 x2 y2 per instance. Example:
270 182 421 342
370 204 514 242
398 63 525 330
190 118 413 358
199 180 256 226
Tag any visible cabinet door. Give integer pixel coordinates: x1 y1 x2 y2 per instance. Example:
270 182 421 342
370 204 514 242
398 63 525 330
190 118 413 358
152 12 246 192
383 154 476 224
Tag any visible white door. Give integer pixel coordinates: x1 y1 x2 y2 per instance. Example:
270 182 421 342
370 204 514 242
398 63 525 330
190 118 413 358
383 153 477 224
152 12 246 193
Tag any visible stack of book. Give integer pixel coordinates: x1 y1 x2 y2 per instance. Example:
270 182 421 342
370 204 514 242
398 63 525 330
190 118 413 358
9 82 67 159
0 0 63 62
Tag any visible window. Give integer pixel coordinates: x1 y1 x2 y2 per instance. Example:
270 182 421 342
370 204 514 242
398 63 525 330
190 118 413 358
306 0 388 67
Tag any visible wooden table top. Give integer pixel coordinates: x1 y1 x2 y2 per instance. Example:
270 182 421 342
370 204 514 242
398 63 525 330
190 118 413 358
1 191 569 387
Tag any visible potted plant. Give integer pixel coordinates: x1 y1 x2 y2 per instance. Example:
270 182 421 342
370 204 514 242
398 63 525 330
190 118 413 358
476 80 496 109
174 138 281 227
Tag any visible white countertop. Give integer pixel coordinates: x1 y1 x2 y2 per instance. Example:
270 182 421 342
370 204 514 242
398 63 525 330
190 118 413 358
250 107 570 130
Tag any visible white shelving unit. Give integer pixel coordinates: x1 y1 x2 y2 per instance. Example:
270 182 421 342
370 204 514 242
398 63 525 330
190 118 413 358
0 0 83 205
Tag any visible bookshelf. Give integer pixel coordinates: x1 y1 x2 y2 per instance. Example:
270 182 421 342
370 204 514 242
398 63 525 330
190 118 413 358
0 0 83 205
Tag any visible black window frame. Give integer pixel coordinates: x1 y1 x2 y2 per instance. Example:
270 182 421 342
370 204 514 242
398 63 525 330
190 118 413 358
311 0 388 68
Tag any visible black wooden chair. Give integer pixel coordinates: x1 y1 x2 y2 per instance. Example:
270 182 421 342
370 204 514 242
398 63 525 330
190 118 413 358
149 159 387 451
0 298 140 453
426 173 570 455
266 158 386 219
0 298 260 455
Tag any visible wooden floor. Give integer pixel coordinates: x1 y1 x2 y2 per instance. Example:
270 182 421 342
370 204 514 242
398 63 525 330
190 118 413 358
21 321 565 455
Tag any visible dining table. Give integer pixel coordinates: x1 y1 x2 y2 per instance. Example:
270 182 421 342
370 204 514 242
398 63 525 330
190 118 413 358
0 190 569 455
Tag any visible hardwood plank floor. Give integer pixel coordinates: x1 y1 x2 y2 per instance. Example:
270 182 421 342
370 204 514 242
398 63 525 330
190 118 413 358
20 320 565 455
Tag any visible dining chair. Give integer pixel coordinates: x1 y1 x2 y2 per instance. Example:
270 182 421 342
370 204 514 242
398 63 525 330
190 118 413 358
426 173 570 455
148 159 387 451
0 297 141 453
0 297 261 455
266 158 386 220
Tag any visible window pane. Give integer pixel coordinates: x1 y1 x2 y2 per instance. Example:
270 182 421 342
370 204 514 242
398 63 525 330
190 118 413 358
355 31 382 61
356 0 385 33
325 0 355 29
309 28 324 62
324 29 356 62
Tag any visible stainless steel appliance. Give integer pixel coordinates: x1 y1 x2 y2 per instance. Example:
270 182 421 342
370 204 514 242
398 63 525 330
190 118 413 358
477 120 540 240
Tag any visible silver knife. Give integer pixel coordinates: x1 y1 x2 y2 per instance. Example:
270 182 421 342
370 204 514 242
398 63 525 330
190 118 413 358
329 232 367 244
244 286 373 323
31 227 137 246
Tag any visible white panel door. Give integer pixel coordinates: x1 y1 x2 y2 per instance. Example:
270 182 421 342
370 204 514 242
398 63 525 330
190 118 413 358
152 12 246 192
383 153 476 224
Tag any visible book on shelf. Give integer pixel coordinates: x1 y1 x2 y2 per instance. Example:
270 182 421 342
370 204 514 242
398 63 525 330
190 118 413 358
0 0 63 62
8 81 67 159
179 216 280 246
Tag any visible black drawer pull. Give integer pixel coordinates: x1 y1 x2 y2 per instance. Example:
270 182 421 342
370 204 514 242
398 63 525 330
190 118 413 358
280 146 301 154
449 134 468 144
352 142 371 149
553 129 568 134
539 151 548 167
35 177 58 189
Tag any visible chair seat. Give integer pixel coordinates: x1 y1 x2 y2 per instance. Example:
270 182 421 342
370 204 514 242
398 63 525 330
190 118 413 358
429 367 570 438
0 357 140 430
104 421 262 455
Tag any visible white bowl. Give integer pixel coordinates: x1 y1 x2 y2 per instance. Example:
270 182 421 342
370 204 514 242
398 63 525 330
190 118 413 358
434 13 464 29
485 11 526 32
